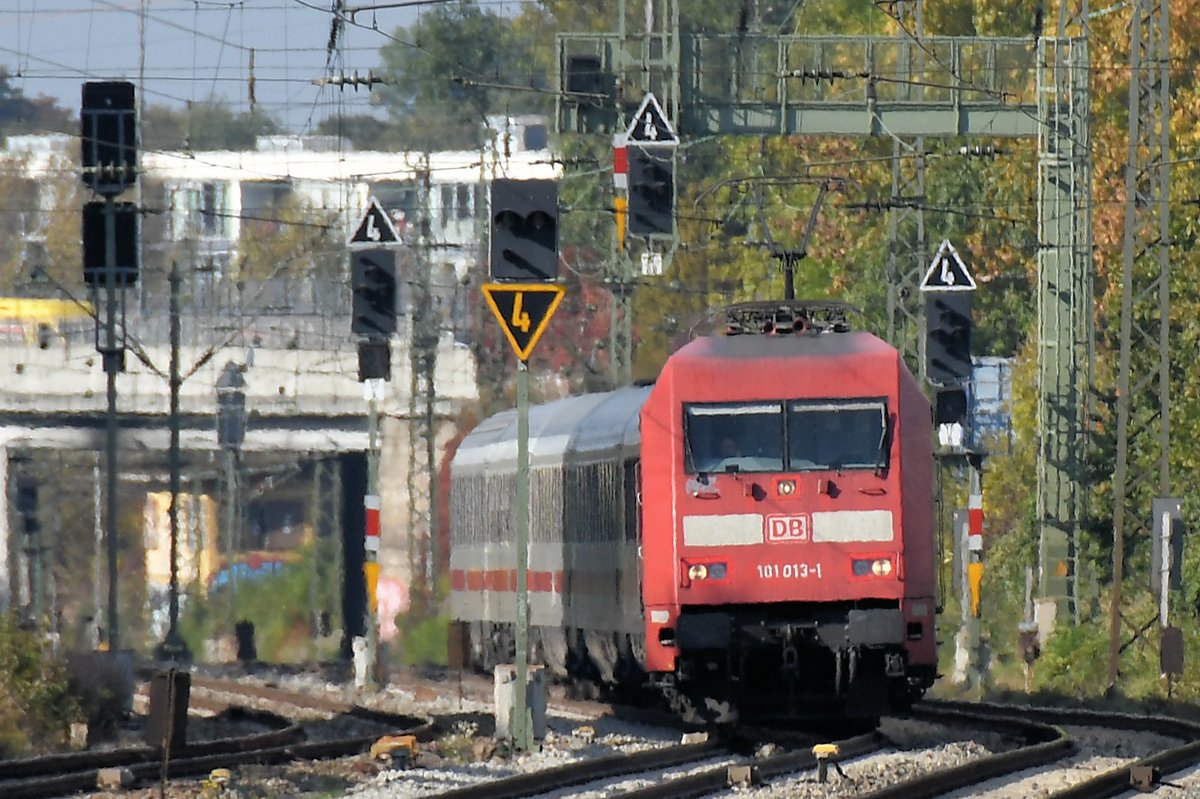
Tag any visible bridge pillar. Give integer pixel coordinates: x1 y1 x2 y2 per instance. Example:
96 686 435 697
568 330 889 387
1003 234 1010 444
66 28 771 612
376 413 461 645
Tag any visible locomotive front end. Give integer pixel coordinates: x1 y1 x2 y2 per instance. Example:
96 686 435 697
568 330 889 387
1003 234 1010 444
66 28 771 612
640 318 935 723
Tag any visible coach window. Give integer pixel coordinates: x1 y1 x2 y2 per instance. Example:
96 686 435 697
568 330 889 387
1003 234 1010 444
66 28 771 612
684 402 784 474
787 400 887 471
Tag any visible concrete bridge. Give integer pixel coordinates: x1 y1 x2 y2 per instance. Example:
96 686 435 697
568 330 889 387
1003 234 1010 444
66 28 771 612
0 313 479 644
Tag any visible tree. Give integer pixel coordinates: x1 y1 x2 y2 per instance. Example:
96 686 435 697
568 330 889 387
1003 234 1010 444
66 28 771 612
235 192 341 283
0 148 85 295
315 113 406 151
0 68 72 142
141 101 279 152
373 3 549 150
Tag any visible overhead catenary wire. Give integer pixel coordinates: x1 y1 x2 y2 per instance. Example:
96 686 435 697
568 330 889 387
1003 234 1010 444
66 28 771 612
0 4 1181 262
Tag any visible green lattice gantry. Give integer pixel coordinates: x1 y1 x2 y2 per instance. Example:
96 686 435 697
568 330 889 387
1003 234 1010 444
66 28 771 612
557 25 1092 625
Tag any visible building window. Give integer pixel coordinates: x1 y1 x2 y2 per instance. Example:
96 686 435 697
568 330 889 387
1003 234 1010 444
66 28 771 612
523 124 548 151
170 182 226 240
371 181 419 236
241 181 292 236
456 184 471 220
201 182 220 236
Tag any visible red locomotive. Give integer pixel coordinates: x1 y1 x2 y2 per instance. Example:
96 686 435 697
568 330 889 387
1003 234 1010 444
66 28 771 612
450 301 937 723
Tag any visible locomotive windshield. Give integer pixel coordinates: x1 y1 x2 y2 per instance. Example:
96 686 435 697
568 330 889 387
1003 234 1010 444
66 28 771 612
684 402 785 473
787 400 887 471
684 399 888 474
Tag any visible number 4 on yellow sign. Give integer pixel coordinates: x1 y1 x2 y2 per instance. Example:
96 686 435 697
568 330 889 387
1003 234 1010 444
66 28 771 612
510 292 531 333
481 283 566 361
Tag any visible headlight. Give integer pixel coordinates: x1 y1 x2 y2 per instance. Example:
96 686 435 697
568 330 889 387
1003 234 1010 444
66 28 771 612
685 562 727 581
777 479 797 496
852 557 894 577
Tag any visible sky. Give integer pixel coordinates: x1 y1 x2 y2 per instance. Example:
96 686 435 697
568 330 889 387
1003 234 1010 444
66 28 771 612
0 0 433 133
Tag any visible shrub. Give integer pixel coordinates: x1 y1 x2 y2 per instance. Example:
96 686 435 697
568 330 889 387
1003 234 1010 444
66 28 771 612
0 614 81 756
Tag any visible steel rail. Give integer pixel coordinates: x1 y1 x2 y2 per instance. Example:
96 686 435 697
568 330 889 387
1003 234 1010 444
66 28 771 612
0 708 298 782
425 739 727 799
617 731 883 799
856 703 1072 799
930 700 1200 799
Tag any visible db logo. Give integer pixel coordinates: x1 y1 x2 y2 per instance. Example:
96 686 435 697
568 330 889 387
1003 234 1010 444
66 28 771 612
766 514 810 543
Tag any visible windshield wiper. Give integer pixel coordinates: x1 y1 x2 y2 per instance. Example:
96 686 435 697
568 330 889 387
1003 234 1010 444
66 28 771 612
873 418 889 477
682 429 699 474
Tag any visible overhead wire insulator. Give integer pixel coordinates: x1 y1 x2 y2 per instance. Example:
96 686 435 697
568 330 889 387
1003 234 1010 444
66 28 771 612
845 200 889 212
313 70 384 91
958 145 1006 158
782 68 849 84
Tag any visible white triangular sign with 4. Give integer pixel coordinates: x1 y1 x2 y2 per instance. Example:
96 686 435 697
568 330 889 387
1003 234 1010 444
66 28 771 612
349 197 400 246
624 93 679 146
919 239 976 291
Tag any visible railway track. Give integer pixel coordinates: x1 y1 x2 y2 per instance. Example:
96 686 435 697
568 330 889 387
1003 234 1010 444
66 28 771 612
407 728 880 799
932 700 1200 799
0 673 432 799
854 701 1071 799
15 663 1200 799
410 699 1200 799
413 702 1036 799
0 707 302 799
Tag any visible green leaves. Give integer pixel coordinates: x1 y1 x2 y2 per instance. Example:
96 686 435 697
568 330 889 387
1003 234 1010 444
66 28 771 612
373 3 552 150
141 101 278 152
0 614 81 756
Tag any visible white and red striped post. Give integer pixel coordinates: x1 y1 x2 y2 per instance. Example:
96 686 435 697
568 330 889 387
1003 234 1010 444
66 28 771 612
358 378 385 690
362 493 381 684
966 488 984 619
364 495 381 553
612 133 628 190
612 134 628 250
967 492 983 553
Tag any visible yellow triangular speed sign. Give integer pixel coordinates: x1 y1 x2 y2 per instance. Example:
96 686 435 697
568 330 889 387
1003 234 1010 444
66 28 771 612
481 283 566 361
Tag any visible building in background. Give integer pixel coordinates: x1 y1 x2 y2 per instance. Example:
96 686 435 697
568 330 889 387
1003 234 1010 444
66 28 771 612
142 491 216 641
973 356 1015 451
6 115 558 346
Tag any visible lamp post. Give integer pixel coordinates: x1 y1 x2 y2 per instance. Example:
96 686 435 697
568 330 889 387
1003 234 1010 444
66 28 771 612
216 361 246 637
155 261 190 662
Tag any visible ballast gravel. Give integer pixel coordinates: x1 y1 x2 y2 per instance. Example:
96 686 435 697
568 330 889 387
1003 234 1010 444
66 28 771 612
76 669 1196 799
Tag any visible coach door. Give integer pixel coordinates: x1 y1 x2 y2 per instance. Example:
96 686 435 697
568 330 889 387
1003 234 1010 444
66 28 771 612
629 459 644 610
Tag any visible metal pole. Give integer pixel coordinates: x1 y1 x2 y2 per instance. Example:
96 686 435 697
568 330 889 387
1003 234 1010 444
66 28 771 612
513 360 532 751
28 477 41 624
365 382 381 689
968 462 984 688
0 450 9 615
168 263 180 634
105 368 118 647
223 446 237 629
424 357 438 585
103 197 121 650
160 260 187 658
309 458 323 663
93 455 102 642
1159 508 1170 627
610 14 631 388
1160 507 1172 699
